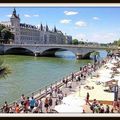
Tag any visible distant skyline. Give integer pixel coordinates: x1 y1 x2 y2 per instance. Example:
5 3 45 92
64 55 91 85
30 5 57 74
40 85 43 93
0 7 120 43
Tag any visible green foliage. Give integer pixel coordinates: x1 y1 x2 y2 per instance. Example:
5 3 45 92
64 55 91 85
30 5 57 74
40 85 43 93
90 51 100 62
72 39 78 45
90 51 100 57
79 41 85 44
0 24 5 38
0 56 11 79
0 66 11 79
112 38 120 46
0 24 14 43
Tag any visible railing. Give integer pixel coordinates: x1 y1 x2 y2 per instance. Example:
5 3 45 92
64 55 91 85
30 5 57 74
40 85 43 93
0 72 73 113
2 44 118 50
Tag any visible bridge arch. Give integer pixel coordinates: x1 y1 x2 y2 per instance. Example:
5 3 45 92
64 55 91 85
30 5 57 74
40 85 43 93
83 51 97 59
4 47 34 56
40 47 76 57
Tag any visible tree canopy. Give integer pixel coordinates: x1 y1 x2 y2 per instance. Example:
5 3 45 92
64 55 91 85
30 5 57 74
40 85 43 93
112 39 120 46
0 24 14 43
72 39 79 45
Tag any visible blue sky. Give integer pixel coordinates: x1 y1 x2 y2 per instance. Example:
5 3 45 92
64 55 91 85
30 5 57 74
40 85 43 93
0 7 120 43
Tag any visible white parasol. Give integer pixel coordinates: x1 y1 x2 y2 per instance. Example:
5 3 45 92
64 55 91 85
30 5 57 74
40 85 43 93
54 103 83 113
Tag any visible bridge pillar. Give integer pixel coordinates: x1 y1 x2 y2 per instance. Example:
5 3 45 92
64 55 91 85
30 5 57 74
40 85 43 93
76 53 84 59
34 52 39 57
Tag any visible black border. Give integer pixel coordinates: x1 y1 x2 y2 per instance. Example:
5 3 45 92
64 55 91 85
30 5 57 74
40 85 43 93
0 1 120 120
0 0 120 3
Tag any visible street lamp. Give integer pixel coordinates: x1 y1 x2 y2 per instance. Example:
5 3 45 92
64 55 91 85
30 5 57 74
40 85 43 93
112 81 118 101
114 85 118 101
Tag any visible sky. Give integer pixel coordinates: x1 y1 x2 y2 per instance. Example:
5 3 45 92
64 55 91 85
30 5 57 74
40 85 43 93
0 7 120 43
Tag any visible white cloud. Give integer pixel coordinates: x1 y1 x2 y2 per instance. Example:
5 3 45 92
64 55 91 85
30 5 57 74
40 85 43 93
90 32 118 43
60 19 71 24
93 17 100 20
36 24 40 27
24 14 31 18
64 11 79 15
75 21 87 27
6 14 12 17
33 14 39 17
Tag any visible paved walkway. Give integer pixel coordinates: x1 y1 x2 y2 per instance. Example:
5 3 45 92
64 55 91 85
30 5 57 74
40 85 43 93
39 79 82 113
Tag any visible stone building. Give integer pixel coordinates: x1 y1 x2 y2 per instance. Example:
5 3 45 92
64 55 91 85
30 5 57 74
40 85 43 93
65 35 72 44
0 8 67 44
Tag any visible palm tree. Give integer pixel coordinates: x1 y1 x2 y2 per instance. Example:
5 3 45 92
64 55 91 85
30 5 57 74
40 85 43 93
0 57 11 79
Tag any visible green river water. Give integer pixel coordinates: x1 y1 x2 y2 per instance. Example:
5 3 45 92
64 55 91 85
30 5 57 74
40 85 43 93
0 51 107 106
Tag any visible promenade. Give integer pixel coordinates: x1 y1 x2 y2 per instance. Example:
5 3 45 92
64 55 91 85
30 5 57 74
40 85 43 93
1 53 120 114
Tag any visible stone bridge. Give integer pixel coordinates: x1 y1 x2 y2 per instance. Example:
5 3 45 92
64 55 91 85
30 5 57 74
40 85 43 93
0 44 118 59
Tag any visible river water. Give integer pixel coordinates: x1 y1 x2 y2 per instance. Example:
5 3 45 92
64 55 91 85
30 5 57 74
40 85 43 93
0 51 107 105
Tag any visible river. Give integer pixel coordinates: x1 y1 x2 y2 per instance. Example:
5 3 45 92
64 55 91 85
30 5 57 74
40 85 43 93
0 50 107 105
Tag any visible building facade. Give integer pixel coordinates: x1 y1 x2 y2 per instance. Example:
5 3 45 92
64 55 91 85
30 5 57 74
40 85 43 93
0 8 70 44
65 35 72 44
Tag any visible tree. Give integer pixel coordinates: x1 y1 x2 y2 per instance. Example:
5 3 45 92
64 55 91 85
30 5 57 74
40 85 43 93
0 24 5 38
90 51 100 63
1 28 14 44
72 39 78 45
79 41 85 44
112 38 120 46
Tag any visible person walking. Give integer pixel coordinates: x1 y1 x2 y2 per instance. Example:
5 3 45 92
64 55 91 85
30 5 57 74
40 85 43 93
48 97 53 112
44 97 49 113
20 94 25 106
30 97 35 112
38 99 43 113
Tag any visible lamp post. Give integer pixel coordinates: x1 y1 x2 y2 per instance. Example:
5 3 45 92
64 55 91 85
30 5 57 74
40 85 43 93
112 81 118 101
114 85 118 101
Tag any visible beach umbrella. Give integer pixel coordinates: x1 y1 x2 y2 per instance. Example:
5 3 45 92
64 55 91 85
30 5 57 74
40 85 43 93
62 95 85 107
105 63 116 68
54 103 83 113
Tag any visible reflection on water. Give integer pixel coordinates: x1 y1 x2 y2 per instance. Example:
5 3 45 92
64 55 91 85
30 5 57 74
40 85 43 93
0 50 107 105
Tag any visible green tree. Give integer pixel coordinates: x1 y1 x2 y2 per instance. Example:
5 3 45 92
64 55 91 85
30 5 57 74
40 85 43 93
1 28 14 44
112 38 120 46
72 39 78 45
79 41 85 44
0 24 5 38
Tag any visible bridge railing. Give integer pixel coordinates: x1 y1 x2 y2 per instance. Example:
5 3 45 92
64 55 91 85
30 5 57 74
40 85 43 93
3 43 118 49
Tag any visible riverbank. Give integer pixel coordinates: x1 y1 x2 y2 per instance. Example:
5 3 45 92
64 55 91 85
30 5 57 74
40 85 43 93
1 53 120 114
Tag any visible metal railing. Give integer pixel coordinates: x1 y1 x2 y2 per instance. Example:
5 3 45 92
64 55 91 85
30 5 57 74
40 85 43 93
0 72 73 113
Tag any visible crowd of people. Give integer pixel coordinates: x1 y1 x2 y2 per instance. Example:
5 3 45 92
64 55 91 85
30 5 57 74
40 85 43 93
1 87 64 113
